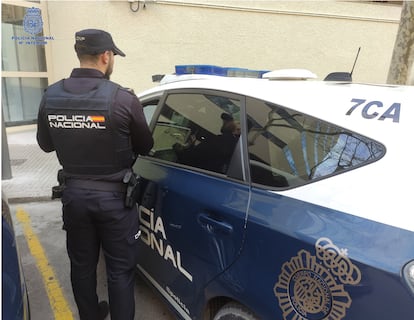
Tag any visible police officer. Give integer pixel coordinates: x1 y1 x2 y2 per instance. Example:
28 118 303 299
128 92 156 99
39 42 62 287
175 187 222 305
37 29 154 320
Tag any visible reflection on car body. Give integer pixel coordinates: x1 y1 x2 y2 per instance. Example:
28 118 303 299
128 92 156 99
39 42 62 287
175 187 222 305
2 194 30 320
133 65 414 320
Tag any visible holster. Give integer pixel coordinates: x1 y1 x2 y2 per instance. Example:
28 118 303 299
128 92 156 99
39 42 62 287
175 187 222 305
51 169 66 199
123 171 141 208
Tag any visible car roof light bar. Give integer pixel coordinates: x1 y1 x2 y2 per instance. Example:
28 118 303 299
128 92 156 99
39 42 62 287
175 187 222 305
175 64 270 79
173 65 317 81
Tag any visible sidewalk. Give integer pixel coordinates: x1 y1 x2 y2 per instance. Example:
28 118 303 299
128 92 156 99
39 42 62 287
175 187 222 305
2 124 61 203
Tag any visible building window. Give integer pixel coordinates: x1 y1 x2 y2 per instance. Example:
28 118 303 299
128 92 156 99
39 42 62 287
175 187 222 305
2 77 48 126
2 3 48 125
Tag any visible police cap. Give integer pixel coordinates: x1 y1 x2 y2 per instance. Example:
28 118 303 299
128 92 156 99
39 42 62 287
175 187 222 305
74 29 126 57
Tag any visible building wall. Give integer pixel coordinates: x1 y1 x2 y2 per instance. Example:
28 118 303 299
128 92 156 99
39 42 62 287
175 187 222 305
45 1 402 92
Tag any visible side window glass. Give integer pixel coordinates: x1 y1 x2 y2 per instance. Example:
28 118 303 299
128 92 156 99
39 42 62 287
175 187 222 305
149 92 241 174
141 100 159 125
246 97 385 188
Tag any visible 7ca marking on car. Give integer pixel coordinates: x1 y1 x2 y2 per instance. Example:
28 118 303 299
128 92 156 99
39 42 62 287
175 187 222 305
346 98 401 123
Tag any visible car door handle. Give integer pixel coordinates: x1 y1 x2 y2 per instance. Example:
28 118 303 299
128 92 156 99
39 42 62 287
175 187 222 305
198 213 233 235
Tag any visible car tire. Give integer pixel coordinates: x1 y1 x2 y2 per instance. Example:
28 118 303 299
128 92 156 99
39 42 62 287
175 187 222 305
213 302 259 320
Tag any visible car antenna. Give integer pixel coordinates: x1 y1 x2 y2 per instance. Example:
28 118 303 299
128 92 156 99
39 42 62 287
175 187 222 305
324 47 361 82
350 47 361 79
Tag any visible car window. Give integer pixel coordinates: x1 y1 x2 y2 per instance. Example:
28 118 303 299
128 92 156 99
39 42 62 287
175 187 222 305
149 92 241 174
141 100 159 125
246 97 385 188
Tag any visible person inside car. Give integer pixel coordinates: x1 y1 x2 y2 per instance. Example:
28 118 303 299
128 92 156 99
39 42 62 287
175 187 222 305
174 113 240 173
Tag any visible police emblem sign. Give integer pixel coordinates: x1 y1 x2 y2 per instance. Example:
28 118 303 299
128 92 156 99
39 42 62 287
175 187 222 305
274 238 362 320
23 7 43 35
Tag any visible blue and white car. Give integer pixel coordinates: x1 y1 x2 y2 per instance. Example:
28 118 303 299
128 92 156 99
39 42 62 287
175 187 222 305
133 65 414 320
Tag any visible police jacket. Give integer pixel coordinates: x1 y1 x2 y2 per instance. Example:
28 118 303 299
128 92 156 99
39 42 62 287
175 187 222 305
37 68 154 182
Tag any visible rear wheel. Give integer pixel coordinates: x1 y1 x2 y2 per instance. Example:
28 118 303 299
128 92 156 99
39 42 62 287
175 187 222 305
213 302 259 320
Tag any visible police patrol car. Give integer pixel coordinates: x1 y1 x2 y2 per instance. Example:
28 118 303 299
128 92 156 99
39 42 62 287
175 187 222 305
133 64 414 320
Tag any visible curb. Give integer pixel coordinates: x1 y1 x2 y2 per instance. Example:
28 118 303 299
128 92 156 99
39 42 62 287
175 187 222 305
7 196 56 204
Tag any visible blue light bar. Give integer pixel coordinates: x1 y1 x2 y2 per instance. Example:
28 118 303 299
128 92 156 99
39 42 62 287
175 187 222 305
175 64 269 78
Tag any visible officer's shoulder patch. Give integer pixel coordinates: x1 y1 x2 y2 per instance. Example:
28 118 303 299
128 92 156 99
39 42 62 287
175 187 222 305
119 86 136 95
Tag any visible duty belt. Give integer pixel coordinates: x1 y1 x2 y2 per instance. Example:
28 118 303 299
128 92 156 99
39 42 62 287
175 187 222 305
66 179 127 193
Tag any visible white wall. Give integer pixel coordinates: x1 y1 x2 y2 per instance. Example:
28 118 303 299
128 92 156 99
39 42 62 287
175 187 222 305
45 1 402 92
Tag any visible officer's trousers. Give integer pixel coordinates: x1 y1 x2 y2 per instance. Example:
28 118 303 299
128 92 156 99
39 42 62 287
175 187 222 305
62 187 140 320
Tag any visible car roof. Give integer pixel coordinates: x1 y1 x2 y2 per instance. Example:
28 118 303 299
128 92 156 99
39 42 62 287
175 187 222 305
140 76 413 140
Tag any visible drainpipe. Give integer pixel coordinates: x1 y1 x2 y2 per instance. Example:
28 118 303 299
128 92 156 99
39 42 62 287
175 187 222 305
2 109 12 180
387 0 414 85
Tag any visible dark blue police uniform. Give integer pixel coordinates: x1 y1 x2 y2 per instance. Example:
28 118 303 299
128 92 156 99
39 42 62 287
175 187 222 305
37 60 153 319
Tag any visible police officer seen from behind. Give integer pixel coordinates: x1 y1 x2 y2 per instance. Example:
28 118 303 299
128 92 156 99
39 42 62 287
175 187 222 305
37 29 154 320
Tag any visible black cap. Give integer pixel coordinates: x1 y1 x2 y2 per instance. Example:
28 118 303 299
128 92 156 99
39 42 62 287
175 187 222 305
74 29 126 57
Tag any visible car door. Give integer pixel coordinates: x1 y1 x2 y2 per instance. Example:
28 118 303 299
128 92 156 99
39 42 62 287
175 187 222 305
229 96 394 319
135 89 249 319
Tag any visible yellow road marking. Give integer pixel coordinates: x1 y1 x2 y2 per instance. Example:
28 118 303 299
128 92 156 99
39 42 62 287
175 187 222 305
16 207 74 320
